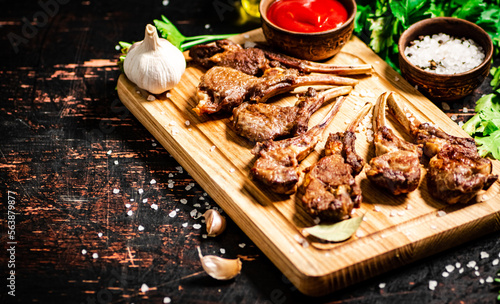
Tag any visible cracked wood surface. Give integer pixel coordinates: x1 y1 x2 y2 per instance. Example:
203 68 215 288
1 1 499 303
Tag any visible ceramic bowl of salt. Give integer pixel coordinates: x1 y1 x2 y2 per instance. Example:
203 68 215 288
398 17 493 101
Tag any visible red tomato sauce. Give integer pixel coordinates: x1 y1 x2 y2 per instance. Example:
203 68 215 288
267 0 348 33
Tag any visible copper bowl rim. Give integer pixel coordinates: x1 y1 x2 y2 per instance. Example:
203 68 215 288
259 0 357 36
398 17 493 78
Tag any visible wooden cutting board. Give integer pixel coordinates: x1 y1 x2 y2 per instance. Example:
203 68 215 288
117 28 500 296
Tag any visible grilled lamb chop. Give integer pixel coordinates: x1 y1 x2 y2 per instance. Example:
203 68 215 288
189 39 372 76
195 66 358 115
251 96 346 195
230 86 352 142
365 92 423 195
300 102 372 222
385 93 498 204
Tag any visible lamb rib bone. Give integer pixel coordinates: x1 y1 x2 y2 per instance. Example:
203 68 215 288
250 95 346 195
365 92 423 196
300 102 372 222
189 39 373 76
386 92 499 204
230 86 353 142
194 66 358 115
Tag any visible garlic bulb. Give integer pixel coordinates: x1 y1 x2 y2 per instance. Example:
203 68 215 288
197 246 242 280
124 24 186 94
203 209 226 237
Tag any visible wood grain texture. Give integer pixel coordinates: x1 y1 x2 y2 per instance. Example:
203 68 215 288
117 29 500 296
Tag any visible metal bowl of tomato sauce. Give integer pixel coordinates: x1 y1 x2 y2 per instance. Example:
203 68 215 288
259 0 356 61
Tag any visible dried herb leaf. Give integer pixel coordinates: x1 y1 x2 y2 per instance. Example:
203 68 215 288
304 215 365 242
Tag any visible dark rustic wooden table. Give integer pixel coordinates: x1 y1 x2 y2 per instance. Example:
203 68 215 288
1 1 499 303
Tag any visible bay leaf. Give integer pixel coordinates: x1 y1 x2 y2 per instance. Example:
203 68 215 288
304 214 365 242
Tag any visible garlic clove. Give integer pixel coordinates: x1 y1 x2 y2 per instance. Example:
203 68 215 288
123 24 186 95
197 246 242 280
203 209 226 237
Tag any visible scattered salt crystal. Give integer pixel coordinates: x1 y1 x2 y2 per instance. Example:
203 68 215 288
455 262 461 268
390 210 397 217
450 115 457 121
209 145 216 152
171 128 179 135
486 276 494 283
92 253 99 259
480 278 485 284
430 225 437 230
185 120 191 126
138 188 144 194
445 265 455 273
480 251 489 259
467 261 477 268
190 209 198 218
492 259 499 266
406 204 413 210
163 297 172 304
166 92 172 98
442 272 449 277
193 224 202 229
162 0 169 6
180 199 188 204
202 234 207 239
313 217 321 224
98 232 103 238
138 225 145 231
437 210 446 217
373 206 381 212
114 160 119 165
462 107 468 113
239 243 246 248
107 150 112 155
150 179 156 185
429 280 438 290
229 168 235 173
474 271 480 277
379 283 386 289
147 95 156 101
220 248 226 254
193 203 201 208
127 210 133 216
415 85 419 90
113 188 120 194
169 210 177 218
459 268 464 273
397 211 405 216
82 249 87 255
169 120 176 126
205 24 210 29
394 76 400 81
141 283 149 293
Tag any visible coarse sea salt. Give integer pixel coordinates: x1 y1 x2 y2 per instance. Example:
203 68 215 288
404 33 485 74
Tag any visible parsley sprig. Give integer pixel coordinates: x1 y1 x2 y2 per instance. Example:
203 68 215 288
117 15 236 70
354 0 500 72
